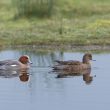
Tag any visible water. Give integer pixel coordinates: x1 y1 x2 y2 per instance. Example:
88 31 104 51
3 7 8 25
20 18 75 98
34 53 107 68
0 48 110 110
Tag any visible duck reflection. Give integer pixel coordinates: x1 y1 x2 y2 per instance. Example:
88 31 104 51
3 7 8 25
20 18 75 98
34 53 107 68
83 70 93 84
0 69 30 82
54 69 93 84
19 70 29 82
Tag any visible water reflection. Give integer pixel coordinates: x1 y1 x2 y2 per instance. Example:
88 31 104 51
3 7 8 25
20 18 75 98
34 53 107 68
0 50 101 110
53 69 93 84
16 49 64 67
19 69 30 82
0 69 30 82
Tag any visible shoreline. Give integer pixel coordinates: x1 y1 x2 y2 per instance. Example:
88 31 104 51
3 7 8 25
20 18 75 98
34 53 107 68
2 45 110 51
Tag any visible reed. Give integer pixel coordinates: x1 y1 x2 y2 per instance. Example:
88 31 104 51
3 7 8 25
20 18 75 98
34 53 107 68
12 0 54 17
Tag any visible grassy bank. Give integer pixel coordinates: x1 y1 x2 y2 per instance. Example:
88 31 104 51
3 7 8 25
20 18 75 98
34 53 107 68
0 0 110 47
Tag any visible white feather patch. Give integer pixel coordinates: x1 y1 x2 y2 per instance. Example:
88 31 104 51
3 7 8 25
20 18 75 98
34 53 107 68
11 65 17 67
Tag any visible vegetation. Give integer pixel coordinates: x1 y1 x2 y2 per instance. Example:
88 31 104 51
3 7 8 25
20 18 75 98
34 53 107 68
0 0 110 47
12 0 54 17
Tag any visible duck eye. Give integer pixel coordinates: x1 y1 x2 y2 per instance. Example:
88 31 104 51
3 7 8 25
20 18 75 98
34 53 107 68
89 55 92 59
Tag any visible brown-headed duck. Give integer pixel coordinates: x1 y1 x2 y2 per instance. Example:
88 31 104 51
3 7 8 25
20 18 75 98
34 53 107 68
0 55 32 70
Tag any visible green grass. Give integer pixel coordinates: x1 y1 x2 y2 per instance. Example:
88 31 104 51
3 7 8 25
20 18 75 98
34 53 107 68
11 0 54 17
0 0 110 47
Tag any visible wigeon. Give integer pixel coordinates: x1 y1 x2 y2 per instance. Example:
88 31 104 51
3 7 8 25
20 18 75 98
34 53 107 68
52 53 93 71
0 55 32 70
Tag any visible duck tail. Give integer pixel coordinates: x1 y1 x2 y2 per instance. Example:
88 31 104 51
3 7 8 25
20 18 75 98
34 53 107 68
54 60 60 63
54 60 64 64
52 65 61 70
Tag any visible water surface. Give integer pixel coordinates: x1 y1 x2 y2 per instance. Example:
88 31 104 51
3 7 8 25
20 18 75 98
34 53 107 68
0 49 110 110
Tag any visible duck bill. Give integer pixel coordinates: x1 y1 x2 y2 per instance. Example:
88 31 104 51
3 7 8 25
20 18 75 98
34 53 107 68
92 60 96 61
28 60 33 64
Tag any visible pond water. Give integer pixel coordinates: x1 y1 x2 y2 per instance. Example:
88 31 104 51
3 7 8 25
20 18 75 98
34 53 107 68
0 48 110 110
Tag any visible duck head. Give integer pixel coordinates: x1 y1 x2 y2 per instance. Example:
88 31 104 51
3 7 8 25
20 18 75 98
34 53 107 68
19 55 32 64
82 53 92 64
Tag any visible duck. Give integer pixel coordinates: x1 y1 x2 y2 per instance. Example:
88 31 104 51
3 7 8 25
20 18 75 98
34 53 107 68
0 55 32 70
52 53 93 71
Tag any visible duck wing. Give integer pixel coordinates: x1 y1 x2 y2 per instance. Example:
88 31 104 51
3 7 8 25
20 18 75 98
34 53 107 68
0 60 19 66
55 60 81 65
52 65 69 70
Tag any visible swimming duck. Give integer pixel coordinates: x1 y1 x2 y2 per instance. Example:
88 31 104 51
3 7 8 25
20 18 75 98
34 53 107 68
52 53 93 71
0 55 32 70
